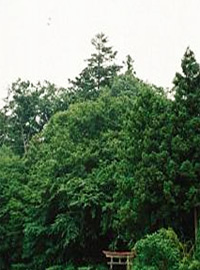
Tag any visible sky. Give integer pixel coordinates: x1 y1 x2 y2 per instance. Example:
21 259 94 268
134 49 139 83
1 0 200 106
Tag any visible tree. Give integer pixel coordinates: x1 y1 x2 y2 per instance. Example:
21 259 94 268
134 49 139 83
171 48 200 240
20 73 175 269
1 79 69 155
22 74 147 268
111 83 173 245
0 146 25 269
69 33 121 100
123 55 136 76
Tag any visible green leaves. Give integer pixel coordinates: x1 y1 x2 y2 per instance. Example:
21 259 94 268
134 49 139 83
1 79 70 155
69 33 121 100
1 38 200 269
133 228 182 270
0 146 26 269
171 48 200 221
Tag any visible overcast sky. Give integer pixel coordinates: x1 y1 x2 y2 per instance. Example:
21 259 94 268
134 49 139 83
1 0 200 106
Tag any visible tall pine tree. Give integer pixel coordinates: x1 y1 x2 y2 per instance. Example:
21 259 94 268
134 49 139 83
172 48 200 240
69 33 121 100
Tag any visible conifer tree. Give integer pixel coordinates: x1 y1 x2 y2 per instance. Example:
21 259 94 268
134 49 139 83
172 48 200 239
69 33 121 99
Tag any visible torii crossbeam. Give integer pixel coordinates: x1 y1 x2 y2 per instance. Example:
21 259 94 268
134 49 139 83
103 250 136 270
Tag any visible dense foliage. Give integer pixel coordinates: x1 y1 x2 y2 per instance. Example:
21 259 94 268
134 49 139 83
133 228 182 270
0 34 200 269
0 147 25 269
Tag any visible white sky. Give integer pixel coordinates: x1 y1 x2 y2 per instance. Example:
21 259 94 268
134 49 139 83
0 0 200 106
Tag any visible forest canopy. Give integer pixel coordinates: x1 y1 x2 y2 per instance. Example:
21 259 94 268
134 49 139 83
0 34 200 270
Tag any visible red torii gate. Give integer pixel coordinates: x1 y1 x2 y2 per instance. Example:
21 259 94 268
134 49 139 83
103 251 136 270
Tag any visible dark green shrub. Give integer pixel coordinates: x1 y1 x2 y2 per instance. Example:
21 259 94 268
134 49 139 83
132 228 182 270
11 264 27 270
47 263 76 270
179 259 200 270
